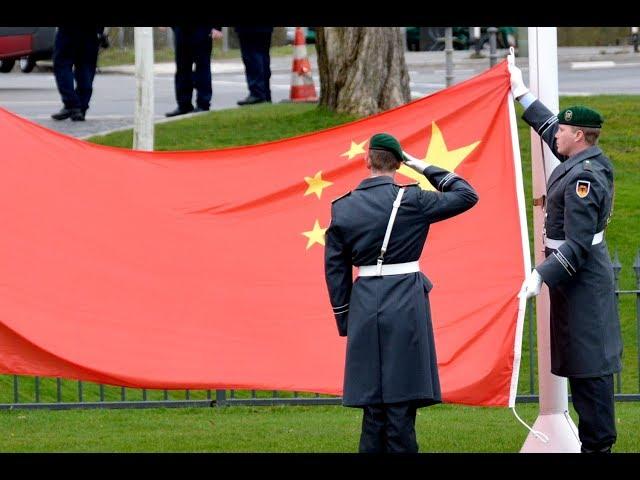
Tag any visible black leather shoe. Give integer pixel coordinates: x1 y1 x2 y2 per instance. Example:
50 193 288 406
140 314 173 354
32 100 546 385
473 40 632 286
165 106 194 117
194 106 210 112
51 108 75 120
70 109 85 121
237 95 267 106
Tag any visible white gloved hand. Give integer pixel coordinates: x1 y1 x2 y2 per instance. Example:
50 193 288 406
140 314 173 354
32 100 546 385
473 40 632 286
518 269 543 300
402 151 431 173
507 47 529 99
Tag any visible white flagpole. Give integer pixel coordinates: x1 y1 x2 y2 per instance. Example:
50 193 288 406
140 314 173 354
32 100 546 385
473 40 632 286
520 27 581 453
506 91 531 409
133 27 155 151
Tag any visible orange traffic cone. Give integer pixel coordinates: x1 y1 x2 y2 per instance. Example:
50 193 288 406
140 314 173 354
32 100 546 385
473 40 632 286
290 27 318 102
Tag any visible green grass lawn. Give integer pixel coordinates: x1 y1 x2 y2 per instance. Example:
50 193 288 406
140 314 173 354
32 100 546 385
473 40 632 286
1 95 638 452
0 403 638 452
90 103 358 151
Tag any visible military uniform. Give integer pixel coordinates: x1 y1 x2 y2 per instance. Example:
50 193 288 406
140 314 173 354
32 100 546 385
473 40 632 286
324 154 478 451
522 100 623 452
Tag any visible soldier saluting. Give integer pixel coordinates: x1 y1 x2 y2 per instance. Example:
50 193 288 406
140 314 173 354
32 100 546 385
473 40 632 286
510 55 623 453
324 133 478 453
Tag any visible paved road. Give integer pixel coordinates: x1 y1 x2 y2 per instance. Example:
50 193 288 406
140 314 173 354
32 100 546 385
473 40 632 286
0 69 298 138
1 47 638 140
409 62 640 97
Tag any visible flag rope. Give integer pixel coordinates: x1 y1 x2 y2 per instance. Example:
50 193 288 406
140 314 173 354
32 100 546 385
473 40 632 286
510 406 550 444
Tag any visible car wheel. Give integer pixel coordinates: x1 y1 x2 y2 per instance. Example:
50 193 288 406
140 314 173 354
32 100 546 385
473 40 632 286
19 56 36 73
0 59 16 73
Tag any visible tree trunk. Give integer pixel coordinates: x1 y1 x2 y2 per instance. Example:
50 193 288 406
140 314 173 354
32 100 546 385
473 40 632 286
316 27 410 116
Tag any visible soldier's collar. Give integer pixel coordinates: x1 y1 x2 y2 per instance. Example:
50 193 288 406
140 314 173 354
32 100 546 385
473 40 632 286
564 145 601 163
562 145 602 171
356 175 395 190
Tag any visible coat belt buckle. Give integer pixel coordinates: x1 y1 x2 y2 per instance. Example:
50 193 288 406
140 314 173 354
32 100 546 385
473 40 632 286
375 258 383 276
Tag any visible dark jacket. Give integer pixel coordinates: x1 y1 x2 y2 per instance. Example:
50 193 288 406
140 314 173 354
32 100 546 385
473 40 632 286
522 100 622 377
324 165 478 407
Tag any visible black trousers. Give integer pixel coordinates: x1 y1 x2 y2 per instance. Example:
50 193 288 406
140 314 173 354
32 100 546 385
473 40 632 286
238 31 272 101
569 375 617 453
172 27 213 110
359 402 418 453
53 27 100 111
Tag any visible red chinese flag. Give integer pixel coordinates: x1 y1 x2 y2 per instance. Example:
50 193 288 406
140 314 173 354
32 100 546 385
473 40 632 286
0 61 528 406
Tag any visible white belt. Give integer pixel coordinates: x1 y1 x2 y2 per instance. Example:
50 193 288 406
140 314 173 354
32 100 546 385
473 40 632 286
544 230 604 249
358 261 420 277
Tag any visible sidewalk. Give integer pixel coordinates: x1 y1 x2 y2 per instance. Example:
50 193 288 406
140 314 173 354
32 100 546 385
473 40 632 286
406 46 640 67
97 46 640 76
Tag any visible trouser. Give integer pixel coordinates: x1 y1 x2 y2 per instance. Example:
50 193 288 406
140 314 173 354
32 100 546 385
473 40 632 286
238 31 272 101
359 401 418 453
172 27 213 110
569 375 617 453
53 28 100 111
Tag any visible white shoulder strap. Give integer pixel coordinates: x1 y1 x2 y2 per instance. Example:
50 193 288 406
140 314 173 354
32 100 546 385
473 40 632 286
376 188 405 276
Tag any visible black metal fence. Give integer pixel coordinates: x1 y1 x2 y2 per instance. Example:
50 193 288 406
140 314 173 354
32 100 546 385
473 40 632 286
2 250 639 410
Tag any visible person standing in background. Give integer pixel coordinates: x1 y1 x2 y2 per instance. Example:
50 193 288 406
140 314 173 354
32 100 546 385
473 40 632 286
165 26 223 117
51 26 104 121
235 27 273 105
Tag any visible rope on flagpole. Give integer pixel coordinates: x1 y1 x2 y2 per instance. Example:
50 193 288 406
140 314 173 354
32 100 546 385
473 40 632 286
511 406 550 444
507 43 548 446
564 409 581 442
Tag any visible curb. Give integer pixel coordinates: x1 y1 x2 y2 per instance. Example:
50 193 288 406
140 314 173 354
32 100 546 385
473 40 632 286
97 67 295 76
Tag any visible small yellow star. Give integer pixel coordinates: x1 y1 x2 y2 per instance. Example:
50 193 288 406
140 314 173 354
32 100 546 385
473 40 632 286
304 171 333 199
398 122 480 191
340 139 368 160
302 220 328 249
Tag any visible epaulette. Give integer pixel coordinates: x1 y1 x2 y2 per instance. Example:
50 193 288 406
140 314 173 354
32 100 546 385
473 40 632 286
395 182 419 188
583 160 593 172
331 191 351 203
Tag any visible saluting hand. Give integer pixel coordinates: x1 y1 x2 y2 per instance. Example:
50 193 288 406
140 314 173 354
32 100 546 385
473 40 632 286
402 151 431 173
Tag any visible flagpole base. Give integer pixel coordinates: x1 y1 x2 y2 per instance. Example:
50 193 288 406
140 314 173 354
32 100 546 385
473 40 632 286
520 413 581 453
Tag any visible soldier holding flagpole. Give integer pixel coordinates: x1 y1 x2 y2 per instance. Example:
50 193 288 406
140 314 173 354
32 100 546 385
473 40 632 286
510 53 623 454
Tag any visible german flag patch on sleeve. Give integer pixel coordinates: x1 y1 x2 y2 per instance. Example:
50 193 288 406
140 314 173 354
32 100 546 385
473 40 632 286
576 180 591 198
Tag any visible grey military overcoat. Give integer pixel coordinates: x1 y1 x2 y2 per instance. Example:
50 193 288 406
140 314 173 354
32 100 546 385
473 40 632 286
324 165 478 407
523 100 623 377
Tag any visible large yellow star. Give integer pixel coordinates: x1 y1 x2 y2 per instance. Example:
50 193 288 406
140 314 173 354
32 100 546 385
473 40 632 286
398 122 480 191
340 139 368 160
304 171 333 199
302 220 327 249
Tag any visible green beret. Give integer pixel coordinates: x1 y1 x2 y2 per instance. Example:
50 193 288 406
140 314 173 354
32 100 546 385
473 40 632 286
369 133 405 163
557 106 603 128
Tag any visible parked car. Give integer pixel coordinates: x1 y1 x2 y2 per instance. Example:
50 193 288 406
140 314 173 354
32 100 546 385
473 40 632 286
0 27 56 73
406 27 517 51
